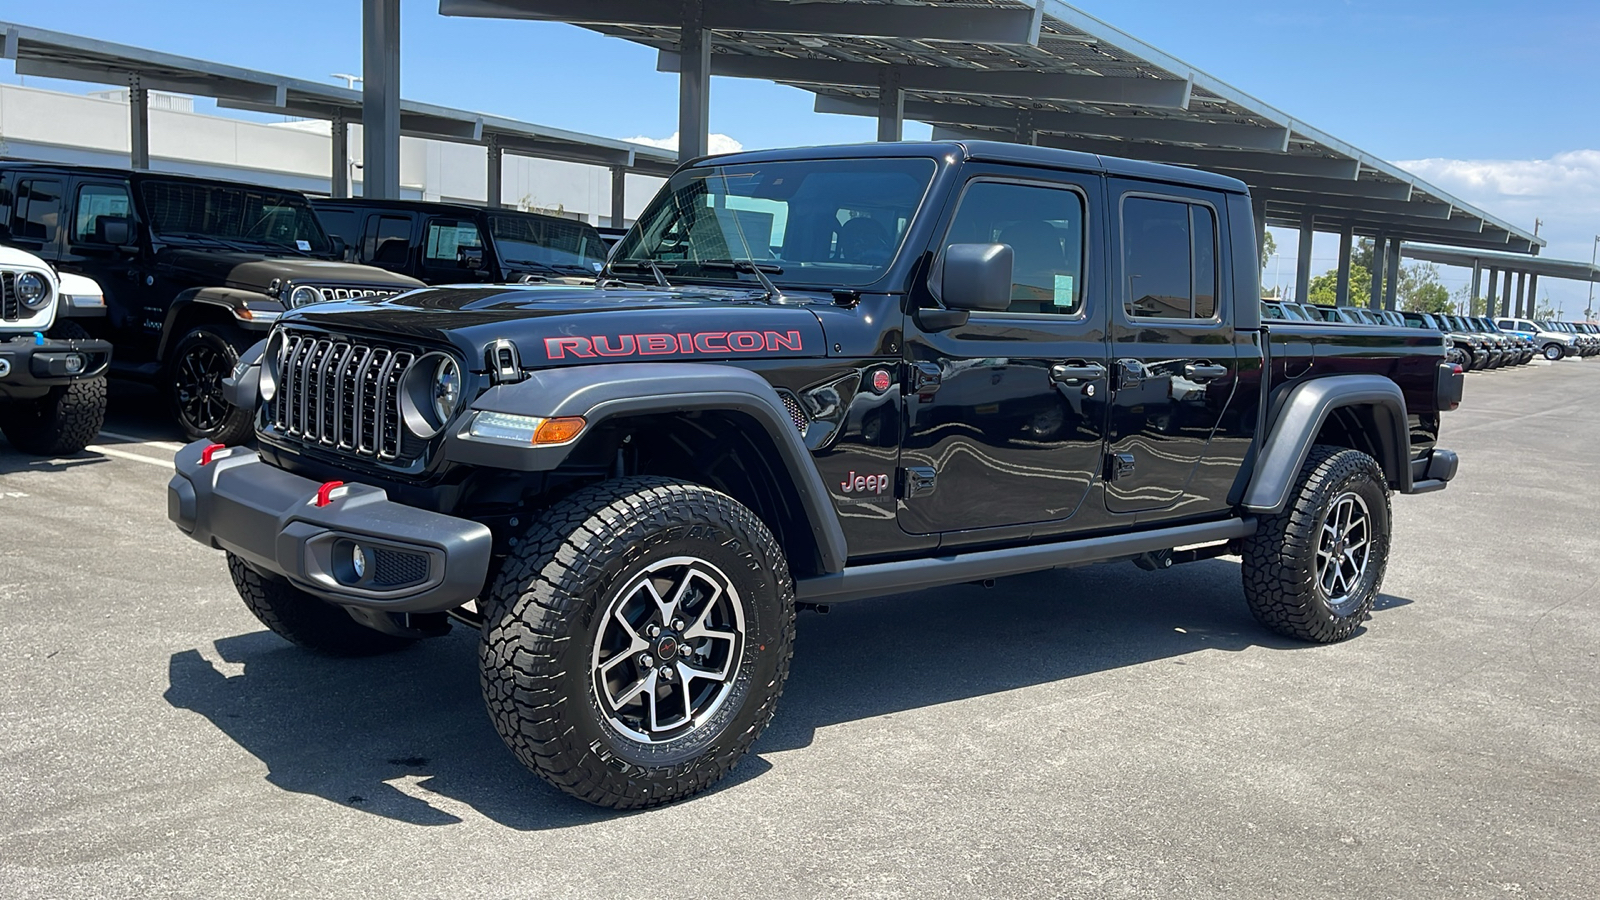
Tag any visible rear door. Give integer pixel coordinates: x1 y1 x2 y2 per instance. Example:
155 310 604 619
420 216 490 284
1104 182 1243 518
898 168 1111 538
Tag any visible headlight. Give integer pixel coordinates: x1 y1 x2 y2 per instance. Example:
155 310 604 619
259 331 282 403
16 272 52 310
398 352 462 438
288 285 321 308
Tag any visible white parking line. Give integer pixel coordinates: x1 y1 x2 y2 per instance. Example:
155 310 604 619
97 431 185 452
83 445 173 469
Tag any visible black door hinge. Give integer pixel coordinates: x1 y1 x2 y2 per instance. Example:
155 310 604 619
1105 452 1136 482
900 466 937 498
908 361 942 394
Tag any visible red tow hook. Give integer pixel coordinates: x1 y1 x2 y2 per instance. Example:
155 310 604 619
314 480 346 508
200 443 228 466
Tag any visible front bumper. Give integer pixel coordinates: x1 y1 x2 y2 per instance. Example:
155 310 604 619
168 440 493 613
0 333 112 397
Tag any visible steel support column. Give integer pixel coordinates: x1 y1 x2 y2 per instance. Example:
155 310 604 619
677 2 710 162
1384 237 1401 310
1526 274 1539 317
1470 261 1481 304
610 166 627 228
361 0 401 199
1335 225 1353 306
1485 269 1499 316
1511 272 1524 319
1370 235 1387 309
876 67 903 142
128 74 149 170
1294 212 1314 304
1012 109 1038 146
486 137 503 208
330 116 349 198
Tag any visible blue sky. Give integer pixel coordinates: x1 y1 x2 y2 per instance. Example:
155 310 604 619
6 1 1600 311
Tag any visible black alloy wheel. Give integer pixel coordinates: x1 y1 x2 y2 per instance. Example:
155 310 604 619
168 325 254 444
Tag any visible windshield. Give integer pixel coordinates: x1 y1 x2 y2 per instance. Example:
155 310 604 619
488 213 607 272
612 157 937 288
140 179 331 254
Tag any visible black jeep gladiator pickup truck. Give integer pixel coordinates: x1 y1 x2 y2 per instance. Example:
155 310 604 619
168 141 1463 809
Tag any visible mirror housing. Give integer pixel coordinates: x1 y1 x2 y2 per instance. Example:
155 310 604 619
458 246 486 270
328 235 348 260
97 216 133 247
941 243 1013 312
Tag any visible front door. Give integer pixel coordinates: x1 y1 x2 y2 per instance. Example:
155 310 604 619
898 171 1110 537
60 179 145 342
1104 183 1242 517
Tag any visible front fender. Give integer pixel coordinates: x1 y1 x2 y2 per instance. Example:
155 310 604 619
1240 374 1411 515
157 287 284 359
444 362 848 573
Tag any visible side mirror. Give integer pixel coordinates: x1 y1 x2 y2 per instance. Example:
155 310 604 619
457 246 486 270
328 235 348 260
97 216 133 247
941 243 1013 312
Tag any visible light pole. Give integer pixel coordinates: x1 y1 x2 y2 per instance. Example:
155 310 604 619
1588 235 1599 320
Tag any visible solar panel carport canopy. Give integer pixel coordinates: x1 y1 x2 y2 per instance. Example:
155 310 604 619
440 0 1542 255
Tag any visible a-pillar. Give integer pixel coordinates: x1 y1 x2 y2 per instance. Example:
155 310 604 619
1486 268 1500 316
362 0 401 199
1370 234 1388 309
677 1 710 162
1384 237 1401 310
330 115 349 198
1334 225 1353 306
128 74 150 170
1526 274 1539 317
876 67 903 142
609 166 627 228
1294 212 1314 305
1251 196 1267 280
486 137 503 209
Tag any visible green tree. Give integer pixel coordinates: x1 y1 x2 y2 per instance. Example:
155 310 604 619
1398 262 1452 313
1306 264 1372 307
1259 230 1277 270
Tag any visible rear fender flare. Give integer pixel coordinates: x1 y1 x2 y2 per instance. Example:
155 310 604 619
444 362 848 574
1240 374 1411 515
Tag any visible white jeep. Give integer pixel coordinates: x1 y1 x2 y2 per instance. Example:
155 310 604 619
0 246 112 455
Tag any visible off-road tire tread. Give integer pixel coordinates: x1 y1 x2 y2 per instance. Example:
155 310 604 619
227 552 416 656
0 322 107 455
480 476 795 809
1240 444 1391 643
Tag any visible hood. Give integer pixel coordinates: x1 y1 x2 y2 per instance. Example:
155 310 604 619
283 282 829 368
157 249 424 294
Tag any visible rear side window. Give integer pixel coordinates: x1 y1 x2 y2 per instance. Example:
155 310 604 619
11 178 64 243
1122 196 1218 319
424 219 484 264
361 214 412 269
943 180 1087 315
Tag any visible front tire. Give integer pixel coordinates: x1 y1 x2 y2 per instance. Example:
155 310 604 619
1240 445 1391 643
168 324 255 444
1543 343 1564 361
480 477 795 809
227 553 417 656
0 322 107 455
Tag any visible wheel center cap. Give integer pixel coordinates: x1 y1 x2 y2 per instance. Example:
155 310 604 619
655 636 680 660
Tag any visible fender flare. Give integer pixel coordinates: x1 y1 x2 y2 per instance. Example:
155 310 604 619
1240 374 1411 515
445 362 849 574
157 288 283 360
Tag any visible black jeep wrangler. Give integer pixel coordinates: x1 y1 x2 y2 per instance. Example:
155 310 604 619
170 141 1462 809
0 163 422 443
312 198 610 284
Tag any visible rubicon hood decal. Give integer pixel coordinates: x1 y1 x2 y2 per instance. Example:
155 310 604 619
545 329 805 360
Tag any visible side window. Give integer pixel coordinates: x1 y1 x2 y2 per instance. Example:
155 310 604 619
11 178 64 243
360 214 412 270
315 209 360 248
943 180 1086 314
72 183 133 244
423 219 484 265
1123 196 1220 319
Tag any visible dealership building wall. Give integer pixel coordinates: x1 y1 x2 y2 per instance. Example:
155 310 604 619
0 81 662 223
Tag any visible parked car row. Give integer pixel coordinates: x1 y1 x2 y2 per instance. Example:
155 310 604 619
1493 316 1600 360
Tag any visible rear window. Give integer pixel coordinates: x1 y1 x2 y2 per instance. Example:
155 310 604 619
1122 196 1218 319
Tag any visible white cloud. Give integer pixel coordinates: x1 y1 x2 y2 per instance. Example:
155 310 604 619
623 131 744 155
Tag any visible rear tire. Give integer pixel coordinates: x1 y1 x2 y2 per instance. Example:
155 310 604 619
480 476 794 809
227 552 417 656
168 323 255 444
1240 445 1391 643
0 322 107 456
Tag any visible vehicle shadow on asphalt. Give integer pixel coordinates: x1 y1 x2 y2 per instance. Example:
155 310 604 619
162 558 1411 830
0 448 114 475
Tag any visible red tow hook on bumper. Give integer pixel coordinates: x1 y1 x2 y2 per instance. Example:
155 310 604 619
199 443 228 466
314 480 346 508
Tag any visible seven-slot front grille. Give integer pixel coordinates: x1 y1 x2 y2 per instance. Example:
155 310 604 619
2 272 20 321
272 331 417 460
312 286 396 304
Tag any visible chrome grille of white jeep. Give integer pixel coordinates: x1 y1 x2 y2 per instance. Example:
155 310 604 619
1 273 19 321
272 331 417 460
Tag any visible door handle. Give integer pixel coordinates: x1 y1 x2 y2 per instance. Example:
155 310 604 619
1050 361 1108 385
1184 362 1229 381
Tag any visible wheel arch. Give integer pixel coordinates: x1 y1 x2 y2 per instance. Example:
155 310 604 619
157 288 280 361
1239 374 1411 515
445 362 849 577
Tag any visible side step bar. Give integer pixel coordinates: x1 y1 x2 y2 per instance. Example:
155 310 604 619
796 518 1258 604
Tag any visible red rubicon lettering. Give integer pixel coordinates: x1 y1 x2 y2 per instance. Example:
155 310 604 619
545 336 595 359
766 330 803 351
638 333 678 354
694 332 729 353
593 335 637 356
729 331 765 352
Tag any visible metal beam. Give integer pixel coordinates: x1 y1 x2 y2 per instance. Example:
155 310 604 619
361 0 401 199
486 136 503 209
1526 273 1538 316
1501 269 1514 318
127 74 149 170
818 94 1289 151
330 116 349 198
1370 235 1387 309
494 135 634 168
439 0 1045 44
610 166 627 229
679 5 710 162
1385 237 1401 310
1255 189 1451 220
1227 172 1410 202
1335 225 1353 306
658 51 1189 108
1020 132 1359 178
877 67 903 143
1295 212 1314 305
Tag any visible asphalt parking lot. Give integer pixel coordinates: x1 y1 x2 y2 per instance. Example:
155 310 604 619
2 364 1597 900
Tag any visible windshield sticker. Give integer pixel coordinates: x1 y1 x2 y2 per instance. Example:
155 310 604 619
296 240 311 251
544 330 805 360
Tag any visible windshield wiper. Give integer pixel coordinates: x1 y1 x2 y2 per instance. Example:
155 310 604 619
608 260 677 288
699 259 787 302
